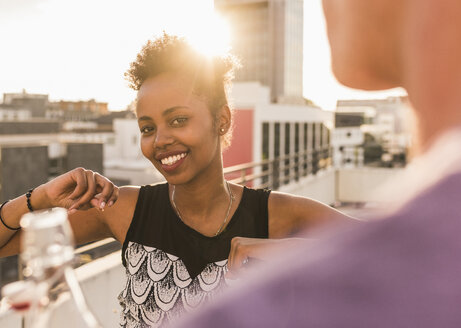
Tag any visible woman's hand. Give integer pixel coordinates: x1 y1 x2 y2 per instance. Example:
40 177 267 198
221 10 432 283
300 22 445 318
36 167 119 213
226 237 308 279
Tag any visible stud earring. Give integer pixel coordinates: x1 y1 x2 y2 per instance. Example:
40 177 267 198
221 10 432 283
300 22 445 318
220 128 225 133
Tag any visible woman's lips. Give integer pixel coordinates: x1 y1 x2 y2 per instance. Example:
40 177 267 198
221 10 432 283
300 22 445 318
159 152 188 172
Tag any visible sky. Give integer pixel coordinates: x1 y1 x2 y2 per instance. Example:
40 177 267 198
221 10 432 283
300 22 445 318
0 0 405 111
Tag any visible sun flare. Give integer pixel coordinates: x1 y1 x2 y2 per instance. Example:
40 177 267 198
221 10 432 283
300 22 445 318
174 12 231 57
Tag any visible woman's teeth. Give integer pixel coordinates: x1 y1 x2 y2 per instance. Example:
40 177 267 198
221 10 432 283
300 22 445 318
160 153 187 165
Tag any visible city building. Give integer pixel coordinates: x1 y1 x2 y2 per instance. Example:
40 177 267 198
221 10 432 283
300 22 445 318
332 97 411 168
337 97 411 135
92 110 136 130
0 108 31 121
0 100 125 289
1 91 109 121
0 93 158 187
224 81 333 195
0 120 60 135
2 90 48 117
0 123 106 202
332 110 367 168
215 0 304 104
47 99 109 121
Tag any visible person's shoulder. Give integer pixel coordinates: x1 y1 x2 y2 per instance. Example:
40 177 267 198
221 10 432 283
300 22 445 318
414 171 461 206
266 190 324 213
147 181 168 188
239 185 271 211
242 185 271 197
388 171 461 225
119 182 167 196
118 185 141 200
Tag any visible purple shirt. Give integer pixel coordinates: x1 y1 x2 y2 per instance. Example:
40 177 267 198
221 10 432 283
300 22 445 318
174 172 461 328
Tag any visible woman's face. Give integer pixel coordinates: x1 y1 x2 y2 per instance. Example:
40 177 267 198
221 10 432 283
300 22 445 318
136 72 224 185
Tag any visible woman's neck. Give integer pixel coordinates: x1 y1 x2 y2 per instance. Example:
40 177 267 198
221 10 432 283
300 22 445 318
169 153 232 226
173 176 228 210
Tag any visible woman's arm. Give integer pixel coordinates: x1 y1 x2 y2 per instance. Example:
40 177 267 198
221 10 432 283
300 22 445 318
226 192 359 276
226 236 310 277
0 167 119 257
268 191 359 238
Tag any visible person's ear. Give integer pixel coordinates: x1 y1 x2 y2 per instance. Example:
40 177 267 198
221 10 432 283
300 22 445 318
218 105 232 135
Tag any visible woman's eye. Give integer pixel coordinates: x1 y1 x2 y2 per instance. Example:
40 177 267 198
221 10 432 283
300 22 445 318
140 126 155 134
171 117 188 126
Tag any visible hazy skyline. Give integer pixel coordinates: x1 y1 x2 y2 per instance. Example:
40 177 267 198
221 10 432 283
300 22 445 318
0 0 405 111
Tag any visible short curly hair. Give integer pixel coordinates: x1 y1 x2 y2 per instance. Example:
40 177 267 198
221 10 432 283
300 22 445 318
125 33 238 133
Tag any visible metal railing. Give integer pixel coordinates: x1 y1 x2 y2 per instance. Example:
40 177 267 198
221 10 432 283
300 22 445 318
224 147 332 190
74 238 121 267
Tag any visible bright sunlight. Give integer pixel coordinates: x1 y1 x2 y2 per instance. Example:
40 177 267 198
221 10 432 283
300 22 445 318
0 0 404 110
168 11 231 57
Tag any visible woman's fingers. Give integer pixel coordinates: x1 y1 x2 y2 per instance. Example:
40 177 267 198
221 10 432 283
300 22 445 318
44 167 118 213
67 168 89 201
89 193 105 210
95 173 118 208
68 170 96 211
89 174 119 209
227 237 288 279
228 237 251 274
107 185 119 207
66 170 119 212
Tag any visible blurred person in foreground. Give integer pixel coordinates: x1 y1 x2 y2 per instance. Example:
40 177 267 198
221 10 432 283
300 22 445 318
173 0 461 327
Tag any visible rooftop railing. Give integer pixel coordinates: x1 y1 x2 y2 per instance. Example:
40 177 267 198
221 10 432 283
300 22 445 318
224 147 332 189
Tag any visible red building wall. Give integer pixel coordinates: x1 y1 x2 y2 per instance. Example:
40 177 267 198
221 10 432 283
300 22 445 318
223 108 254 167
223 109 254 185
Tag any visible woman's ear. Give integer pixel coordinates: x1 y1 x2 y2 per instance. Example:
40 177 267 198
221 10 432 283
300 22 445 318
218 105 232 135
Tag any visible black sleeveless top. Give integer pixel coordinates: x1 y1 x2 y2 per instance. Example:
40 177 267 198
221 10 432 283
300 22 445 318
118 183 270 327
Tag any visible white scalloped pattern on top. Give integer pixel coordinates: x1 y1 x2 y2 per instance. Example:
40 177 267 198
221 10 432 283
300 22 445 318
118 241 228 327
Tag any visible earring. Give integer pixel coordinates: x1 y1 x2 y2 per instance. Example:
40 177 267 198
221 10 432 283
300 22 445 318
220 128 225 133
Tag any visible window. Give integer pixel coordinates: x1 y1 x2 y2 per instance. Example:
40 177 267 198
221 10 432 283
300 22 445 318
312 123 316 149
303 123 308 176
294 123 300 181
274 123 280 157
262 122 269 160
284 123 291 184
262 122 270 185
312 123 318 174
273 123 281 189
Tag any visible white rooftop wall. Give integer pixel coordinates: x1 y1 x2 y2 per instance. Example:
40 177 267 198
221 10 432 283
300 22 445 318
229 82 334 165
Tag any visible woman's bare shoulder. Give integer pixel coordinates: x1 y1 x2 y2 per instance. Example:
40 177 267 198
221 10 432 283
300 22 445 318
119 185 141 200
100 185 141 243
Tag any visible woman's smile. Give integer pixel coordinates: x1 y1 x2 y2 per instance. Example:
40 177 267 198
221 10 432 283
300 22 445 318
160 152 187 166
157 151 189 172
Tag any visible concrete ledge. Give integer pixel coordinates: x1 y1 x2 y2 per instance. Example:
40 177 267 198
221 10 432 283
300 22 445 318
336 167 403 203
278 168 336 205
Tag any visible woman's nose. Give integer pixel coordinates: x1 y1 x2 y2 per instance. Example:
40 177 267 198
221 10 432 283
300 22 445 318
154 127 174 148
